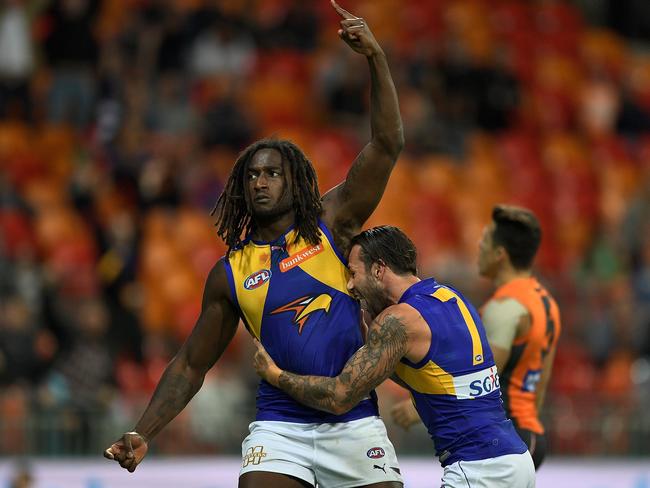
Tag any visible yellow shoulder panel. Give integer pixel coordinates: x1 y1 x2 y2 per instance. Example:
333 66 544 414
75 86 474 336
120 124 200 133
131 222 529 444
432 288 484 366
228 244 271 340
395 360 457 395
283 229 350 296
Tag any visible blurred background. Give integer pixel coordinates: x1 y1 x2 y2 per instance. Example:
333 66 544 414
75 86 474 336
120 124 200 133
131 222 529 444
1 0 650 485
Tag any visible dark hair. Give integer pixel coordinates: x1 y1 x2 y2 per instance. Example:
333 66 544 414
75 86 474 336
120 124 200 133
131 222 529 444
492 204 542 270
351 225 417 275
211 138 323 253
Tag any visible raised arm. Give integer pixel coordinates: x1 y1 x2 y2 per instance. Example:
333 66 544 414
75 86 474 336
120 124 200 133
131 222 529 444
104 260 239 472
253 307 408 415
321 1 404 245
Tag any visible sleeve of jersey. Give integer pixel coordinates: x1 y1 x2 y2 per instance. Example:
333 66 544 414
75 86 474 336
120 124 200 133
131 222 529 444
481 298 528 351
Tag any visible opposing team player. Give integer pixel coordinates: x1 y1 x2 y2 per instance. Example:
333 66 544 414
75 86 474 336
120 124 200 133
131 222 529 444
477 205 560 469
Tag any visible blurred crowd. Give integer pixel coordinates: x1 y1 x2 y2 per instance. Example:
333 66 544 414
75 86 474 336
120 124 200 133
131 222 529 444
1 0 650 457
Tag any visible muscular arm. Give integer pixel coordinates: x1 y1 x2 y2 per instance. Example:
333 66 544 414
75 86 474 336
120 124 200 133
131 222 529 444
133 261 239 441
321 17 404 247
258 309 409 415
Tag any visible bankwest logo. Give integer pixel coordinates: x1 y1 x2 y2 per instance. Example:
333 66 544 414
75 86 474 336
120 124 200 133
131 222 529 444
280 244 324 272
242 446 267 467
452 365 500 399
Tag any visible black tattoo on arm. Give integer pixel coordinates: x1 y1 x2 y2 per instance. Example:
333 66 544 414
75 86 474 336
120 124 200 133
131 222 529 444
278 314 408 414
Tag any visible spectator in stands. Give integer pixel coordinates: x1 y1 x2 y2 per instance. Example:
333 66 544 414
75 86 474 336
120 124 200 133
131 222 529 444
189 16 255 79
0 295 55 386
0 0 35 121
44 0 100 128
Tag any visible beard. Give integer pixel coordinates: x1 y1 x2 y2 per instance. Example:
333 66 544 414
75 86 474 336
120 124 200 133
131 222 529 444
359 279 392 319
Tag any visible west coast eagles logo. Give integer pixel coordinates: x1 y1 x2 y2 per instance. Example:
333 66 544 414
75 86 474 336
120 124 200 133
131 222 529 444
271 294 332 334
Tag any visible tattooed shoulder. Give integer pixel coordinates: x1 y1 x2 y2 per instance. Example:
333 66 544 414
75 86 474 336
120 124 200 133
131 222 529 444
367 310 409 354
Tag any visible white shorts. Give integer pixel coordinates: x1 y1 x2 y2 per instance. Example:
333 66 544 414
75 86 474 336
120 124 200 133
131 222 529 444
240 416 403 488
441 451 535 488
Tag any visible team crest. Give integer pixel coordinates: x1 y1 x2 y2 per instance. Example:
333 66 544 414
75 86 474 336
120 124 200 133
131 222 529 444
271 294 332 334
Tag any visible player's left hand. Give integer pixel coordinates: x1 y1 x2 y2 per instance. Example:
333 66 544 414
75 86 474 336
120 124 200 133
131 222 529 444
390 399 421 430
331 0 383 57
253 339 282 387
103 431 148 472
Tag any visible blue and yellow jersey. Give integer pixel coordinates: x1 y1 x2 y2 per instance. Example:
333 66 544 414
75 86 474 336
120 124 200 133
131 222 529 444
396 279 528 466
223 220 378 423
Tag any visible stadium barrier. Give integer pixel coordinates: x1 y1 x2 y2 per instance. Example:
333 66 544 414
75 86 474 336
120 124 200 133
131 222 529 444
1 458 649 488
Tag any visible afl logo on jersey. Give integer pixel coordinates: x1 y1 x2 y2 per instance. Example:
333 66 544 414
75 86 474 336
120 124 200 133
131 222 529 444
367 447 385 459
244 269 272 290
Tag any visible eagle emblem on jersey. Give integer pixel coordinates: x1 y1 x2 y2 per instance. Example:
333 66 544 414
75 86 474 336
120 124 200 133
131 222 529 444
271 294 332 334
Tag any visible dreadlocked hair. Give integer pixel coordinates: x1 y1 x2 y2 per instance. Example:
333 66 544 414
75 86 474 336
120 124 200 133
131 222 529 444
211 138 323 254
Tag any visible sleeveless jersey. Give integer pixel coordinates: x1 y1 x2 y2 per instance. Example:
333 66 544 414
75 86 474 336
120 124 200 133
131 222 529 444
223 220 378 423
489 277 562 434
396 279 527 466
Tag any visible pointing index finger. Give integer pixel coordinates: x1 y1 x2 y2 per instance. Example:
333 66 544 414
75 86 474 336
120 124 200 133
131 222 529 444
331 0 358 20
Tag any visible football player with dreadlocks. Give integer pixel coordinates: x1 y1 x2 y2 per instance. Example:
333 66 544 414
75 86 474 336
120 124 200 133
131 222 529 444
104 2 405 487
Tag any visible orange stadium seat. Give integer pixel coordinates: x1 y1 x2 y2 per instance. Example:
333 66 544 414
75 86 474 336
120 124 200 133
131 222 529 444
581 29 628 81
141 286 170 333
0 210 36 257
399 0 446 43
0 122 31 158
174 209 219 253
601 351 634 399
626 54 650 112
410 156 462 251
365 162 415 233
444 0 487 36
308 130 359 193
246 52 312 127
34 206 87 252
599 161 641 228
0 386 29 454
490 1 531 39
141 238 183 282
534 2 583 56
